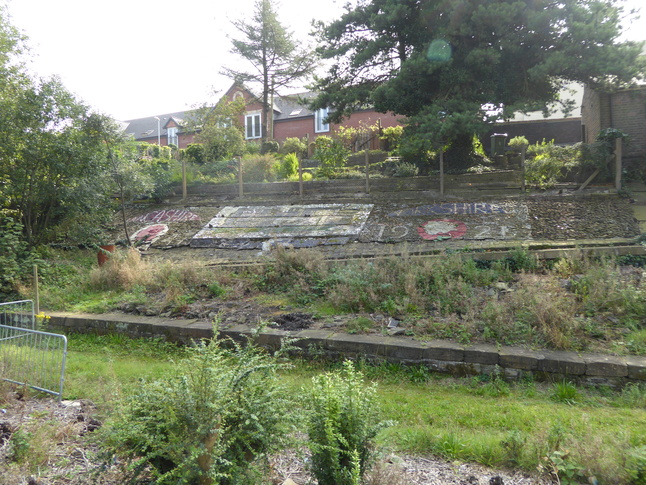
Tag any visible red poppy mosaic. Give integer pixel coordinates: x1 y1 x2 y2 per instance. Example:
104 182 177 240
417 219 467 241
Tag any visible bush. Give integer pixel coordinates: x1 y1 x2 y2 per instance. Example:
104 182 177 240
380 126 403 153
105 336 293 484
183 143 206 164
525 140 606 188
241 153 278 182
393 161 419 177
508 136 529 152
245 141 261 155
277 153 299 179
625 445 646 485
260 140 279 154
306 361 384 485
281 137 308 158
0 216 41 297
312 136 350 178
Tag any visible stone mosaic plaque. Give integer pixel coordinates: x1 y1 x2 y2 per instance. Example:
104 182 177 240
191 204 373 248
360 201 531 242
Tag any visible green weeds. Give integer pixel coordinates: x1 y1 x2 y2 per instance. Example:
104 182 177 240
20 246 646 356
19 335 640 484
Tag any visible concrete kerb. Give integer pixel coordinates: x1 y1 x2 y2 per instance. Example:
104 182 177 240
47 313 646 386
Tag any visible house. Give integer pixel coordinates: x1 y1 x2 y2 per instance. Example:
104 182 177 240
222 83 402 150
124 84 402 152
124 111 198 150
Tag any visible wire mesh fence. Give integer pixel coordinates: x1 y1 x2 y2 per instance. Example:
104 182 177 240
0 301 67 402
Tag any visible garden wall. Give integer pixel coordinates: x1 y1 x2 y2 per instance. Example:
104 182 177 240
183 171 522 198
47 313 645 388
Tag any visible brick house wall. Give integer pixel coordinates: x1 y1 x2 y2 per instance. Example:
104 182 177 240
484 118 582 150
274 110 400 146
224 83 401 150
582 85 646 160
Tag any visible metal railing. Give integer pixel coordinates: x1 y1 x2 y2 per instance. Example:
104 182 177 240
0 300 35 329
0 301 67 402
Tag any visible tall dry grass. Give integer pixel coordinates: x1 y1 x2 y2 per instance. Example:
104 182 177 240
88 248 152 291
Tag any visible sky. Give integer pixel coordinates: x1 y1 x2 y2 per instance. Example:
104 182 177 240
6 0 646 122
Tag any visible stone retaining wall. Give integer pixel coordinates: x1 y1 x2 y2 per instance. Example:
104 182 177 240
47 312 645 388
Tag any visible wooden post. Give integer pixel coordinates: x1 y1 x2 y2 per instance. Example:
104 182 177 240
520 145 527 193
298 156 304 199
365 147 370 194
615 137 623 192
439 145 445 196
182 159 187 199
238 157 244 198
33 265 39 315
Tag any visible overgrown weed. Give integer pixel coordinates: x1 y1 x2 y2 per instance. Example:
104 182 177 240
33 247 645 355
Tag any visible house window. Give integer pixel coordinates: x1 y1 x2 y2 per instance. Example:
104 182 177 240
167 127 178 146
315 108 330 133
245 113 261 139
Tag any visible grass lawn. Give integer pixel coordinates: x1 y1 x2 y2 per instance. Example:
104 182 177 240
60 334 646 484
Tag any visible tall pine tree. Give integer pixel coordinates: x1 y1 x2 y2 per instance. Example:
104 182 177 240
310 0 645 149
222 0 316 141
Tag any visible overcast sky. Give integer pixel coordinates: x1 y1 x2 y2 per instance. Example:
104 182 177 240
6 0 645 121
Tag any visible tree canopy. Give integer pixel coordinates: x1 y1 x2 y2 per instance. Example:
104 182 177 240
189 97 247 161
310 0 646 147
222 0 317 140
0 6 173 247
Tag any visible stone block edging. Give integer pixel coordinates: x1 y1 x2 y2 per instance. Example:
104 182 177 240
47 313 645 386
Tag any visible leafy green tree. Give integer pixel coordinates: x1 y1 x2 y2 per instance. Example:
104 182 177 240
222 0 317 141
0 8 121 246
0 75 114 245
190 97 247 161
310 0 645 151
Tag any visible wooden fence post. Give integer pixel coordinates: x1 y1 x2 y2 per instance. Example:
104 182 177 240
238 157 244 198
521 145 527 193
299 156 304 199
365 148 370 194
33 265 39 315
615 137 623 192
439 146 445 196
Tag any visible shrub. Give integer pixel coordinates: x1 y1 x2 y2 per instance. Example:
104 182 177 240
312 136 350 178
260 140 279 154
287 171 312 182
105 336 293 485
306 360 384 485
245 141 261 155
277 153 299 179
625 445 646 485
241 153 278 182
525 140 605 188
183 143 206 164
380 126 403 153
200 159 238 180
280 137 308 158
508 136 529 152
0 216 42 297
393 161 419 177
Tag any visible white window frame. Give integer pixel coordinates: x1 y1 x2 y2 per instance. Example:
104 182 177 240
167 127 178 146
315 108 330 133
245 113 262 139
